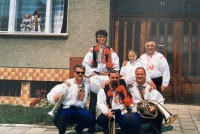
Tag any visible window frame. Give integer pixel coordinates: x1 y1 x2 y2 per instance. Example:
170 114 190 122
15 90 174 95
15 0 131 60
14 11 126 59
0 0 68 37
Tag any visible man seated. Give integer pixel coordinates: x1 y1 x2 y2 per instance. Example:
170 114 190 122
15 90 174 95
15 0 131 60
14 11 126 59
96 70 132 134
128 67 164 134
47 64 95 134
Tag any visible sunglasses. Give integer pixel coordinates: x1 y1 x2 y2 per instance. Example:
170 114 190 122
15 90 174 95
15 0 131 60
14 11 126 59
75 71 85 75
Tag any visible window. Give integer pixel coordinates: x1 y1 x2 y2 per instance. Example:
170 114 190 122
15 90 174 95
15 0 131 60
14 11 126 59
0 80 21 97
0 0 68 37
30 81 61 98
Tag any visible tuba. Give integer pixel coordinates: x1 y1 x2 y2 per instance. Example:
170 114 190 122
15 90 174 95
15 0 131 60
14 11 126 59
48 84 68 116
137 100 178 127
108 111 116 134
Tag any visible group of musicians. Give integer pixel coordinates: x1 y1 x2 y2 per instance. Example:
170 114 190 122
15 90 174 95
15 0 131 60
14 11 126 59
47 30 171 134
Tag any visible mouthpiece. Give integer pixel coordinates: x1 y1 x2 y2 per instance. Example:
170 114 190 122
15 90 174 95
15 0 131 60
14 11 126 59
48 111 54 117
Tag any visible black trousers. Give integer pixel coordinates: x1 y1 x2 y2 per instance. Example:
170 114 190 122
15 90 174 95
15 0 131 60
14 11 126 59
96 110 129 133
152 76 162 94
54 106 95 134
88 91 97 128
129 110 163 134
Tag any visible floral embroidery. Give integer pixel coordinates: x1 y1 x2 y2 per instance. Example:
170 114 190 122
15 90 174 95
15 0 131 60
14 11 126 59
91 44 114 69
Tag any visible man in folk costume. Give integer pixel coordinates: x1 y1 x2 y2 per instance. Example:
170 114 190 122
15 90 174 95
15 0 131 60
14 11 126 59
128 67 165 134
139 40 170 94
47 64 95 134
96 70 133 134
82 29 120 133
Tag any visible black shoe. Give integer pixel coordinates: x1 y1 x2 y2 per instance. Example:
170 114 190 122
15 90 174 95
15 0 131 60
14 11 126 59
87 127 96 133
103 127 108 134
103 131 108 134
75 125 83 134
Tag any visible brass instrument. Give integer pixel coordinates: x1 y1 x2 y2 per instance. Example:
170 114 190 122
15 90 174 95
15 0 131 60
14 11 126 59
137 100 158 119
108 111 116 134
48 84 67 116
137 100 178 127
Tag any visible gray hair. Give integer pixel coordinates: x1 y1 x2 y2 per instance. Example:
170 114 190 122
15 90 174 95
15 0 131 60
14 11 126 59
145 41 156 48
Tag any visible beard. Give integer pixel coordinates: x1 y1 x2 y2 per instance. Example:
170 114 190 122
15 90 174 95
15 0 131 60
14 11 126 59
111 81 118 89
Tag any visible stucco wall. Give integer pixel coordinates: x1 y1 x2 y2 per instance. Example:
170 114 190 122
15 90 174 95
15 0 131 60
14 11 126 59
0 0 110 69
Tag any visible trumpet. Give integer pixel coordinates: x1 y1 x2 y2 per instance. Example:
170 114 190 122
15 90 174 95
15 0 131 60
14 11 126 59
48 84 67 116
108 111 116 134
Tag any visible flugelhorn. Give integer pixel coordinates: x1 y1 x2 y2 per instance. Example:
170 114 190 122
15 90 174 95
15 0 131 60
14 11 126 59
108 111 116 134
137 100 178 127
48 84 67 116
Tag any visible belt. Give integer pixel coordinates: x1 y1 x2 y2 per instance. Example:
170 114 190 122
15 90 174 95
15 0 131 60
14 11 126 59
111 109 121 113
63 105 83 110
151 76 162 80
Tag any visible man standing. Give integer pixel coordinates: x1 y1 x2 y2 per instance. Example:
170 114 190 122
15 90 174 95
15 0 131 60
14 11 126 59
128 67 164 134
82 29 120 133
97 70 132 134
139 40 170 93
47 64 95 134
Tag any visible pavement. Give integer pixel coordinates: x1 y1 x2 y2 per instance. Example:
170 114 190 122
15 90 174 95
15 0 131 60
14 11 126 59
0 103 200 134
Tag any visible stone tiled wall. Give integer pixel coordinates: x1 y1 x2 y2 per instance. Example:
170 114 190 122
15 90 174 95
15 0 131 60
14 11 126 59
0 67 69 106
0 67 69 81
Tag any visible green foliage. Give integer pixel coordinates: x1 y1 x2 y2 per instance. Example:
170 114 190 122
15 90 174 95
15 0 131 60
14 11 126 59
0 104 54 125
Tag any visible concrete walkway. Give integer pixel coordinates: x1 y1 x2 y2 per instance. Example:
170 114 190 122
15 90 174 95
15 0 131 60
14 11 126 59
0 103 199 134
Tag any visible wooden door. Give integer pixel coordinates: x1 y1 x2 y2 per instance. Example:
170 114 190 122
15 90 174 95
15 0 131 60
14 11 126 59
113 18 175 102
177 19 200 104
113 17 200 103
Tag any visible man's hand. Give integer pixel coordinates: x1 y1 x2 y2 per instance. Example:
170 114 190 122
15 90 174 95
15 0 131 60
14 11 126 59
101 71 109 76
148 81 156 90
161 86 167 92
122 61 128 66
107 110 114 120
93 72 99 76
101 80 110 88
53 94 60 102
149 106 156 113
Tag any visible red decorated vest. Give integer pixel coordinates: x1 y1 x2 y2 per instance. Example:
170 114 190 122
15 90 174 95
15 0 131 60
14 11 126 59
91 44 114 70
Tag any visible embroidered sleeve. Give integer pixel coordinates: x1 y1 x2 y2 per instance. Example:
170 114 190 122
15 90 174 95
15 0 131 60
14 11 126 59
111 52 120 71
97 89 109 114
47 83 67 105
160 56 170 86
82 51 94 76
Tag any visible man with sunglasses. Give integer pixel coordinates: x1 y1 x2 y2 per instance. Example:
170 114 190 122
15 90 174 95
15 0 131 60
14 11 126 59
47 64 95 134
82 29 120 133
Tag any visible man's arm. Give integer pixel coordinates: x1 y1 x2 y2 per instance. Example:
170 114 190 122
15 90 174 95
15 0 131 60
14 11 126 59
111 51 120 71
47 83 67 105
97 89 109 115
160 57 170 91
82 51 94 77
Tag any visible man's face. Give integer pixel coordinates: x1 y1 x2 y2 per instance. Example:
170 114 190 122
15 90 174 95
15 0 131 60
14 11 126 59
109 72 120 89
135 68 146 85
145 41 156 55
96 35 107 45
74 67 85 80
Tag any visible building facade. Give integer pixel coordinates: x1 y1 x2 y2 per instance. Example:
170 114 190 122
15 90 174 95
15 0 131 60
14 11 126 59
0 0 111 106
